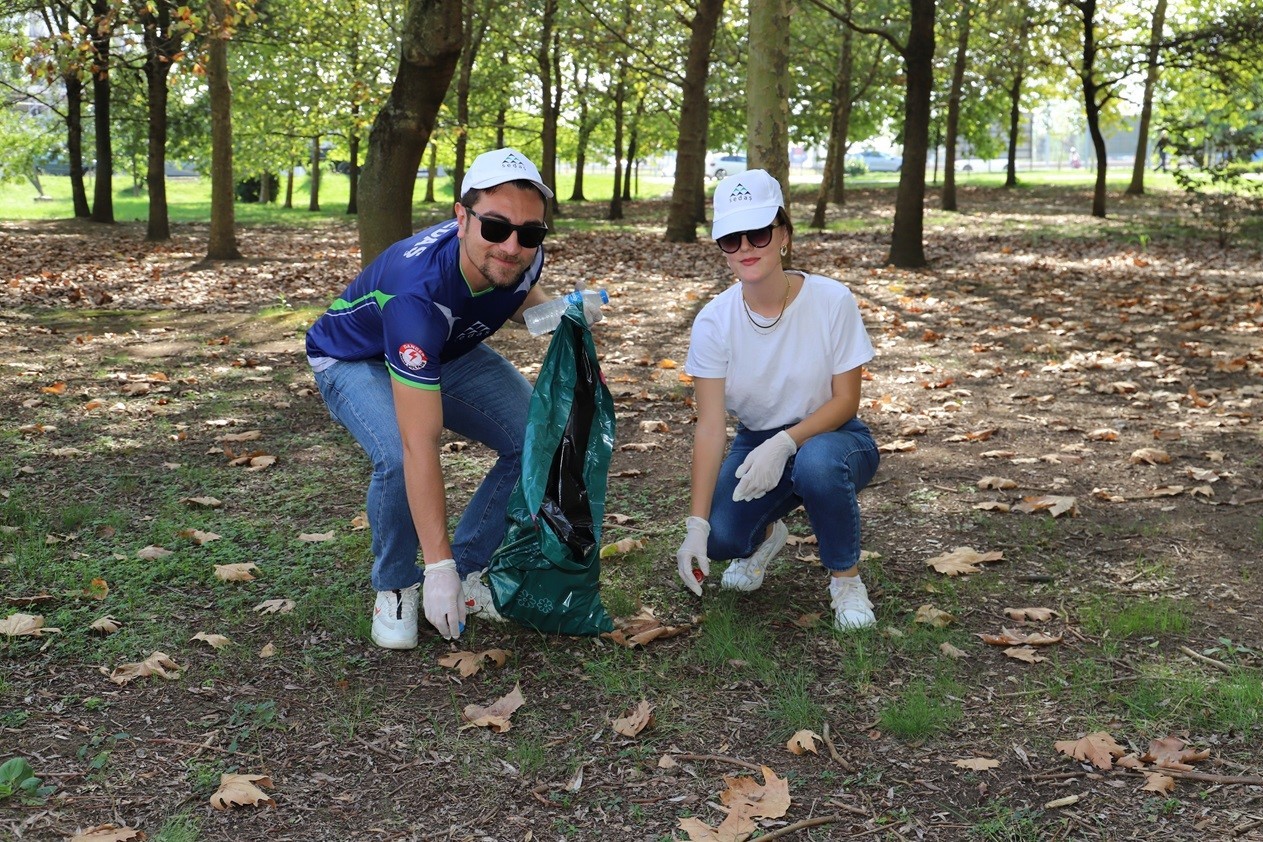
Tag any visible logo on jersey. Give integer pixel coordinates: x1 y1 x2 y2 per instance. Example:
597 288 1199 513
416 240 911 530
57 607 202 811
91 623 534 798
455 321 493 343
398 343 428 369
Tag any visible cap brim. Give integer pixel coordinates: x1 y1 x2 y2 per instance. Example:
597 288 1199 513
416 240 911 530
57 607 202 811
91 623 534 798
461 176 554 200
711 205 779 240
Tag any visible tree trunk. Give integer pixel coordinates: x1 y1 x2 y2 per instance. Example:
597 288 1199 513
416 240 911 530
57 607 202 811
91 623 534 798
887 0 936 268
206 0 241 260
812 17 853 228
64 74 91 218
357 0 463 265
347 125 360 214
666 0 723 242
1077 0 1108 217
570 64 590 202
941 0 970 212
608 67 626 221
1004 70 1023 188
141 2 177 242
285 166 294 209
535 0 559 217
424 142 437 202
309 136 321 211
747 0 791 200
1126 0 1167 195
90 0 114 224
454 0 489 200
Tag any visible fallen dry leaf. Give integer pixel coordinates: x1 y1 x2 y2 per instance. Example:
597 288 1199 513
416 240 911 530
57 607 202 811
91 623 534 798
977 476 1017 490
90 615 121 635
914 604 955 628
178 528 221 545
925 547 1004 576
721 765 791 819
1012 495 1078 517
258 643 275 658
1055 731 1127 770
599 537 645 558
136 545 173 560
1004 607 1059 622
214 563 258 582
253 599 295 615
438 648 511 678
792 612 822 629
786 729 820 755
180 496 223 508
979 628 1063 647
0 613 61 637
612 699 654 737
69 824 145 842
108 651 182 685
1003 645 1046 663
939 642 968 659
1130 447 1172 465
297 532 334 542
461 683 525 733
953 757 1000 771
1141 771 1177 793
192 631 231 649
210 773 276 810
602 607 691 648
1142 736 1211 771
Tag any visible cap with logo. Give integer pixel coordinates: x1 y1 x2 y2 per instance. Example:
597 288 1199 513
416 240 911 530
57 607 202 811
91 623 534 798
460 147 554 200
711 169 784 240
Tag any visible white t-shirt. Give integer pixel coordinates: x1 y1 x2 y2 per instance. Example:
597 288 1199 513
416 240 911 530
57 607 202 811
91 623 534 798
685 272 874 431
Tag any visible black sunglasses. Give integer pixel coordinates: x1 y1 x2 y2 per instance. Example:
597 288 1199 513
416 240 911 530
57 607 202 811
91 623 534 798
464 207 549 249
716 222 780 254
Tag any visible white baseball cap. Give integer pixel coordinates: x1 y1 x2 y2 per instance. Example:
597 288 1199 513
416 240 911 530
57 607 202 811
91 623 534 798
460 147 554 200
711 169 784 240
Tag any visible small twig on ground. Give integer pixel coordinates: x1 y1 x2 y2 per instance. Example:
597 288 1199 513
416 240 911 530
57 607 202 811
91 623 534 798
1232 817 1263 836
824 799 872 817
821 722 853 771
531 784 560 807
996 675 1136 698
1119 768 1263 786
675 753 763 772
1233 496 1263 506
753 814 848 840
146 737 260 760
1178 644 1235 674
1020 771 1086 782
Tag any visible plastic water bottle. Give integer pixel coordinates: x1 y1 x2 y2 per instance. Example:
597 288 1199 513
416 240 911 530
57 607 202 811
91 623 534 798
523 288 609 336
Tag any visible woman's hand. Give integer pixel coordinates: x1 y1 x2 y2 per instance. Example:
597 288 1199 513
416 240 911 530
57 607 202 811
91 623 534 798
733 430 797 502
675 516 711 596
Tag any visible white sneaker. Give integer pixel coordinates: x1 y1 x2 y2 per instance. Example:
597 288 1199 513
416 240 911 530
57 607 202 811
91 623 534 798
721 520 789 592
830 575 876 630
372 583 419 649
463 571 505 623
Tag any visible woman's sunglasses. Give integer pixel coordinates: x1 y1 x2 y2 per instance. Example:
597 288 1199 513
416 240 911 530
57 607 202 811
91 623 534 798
465 207 549 249
716 222 780 254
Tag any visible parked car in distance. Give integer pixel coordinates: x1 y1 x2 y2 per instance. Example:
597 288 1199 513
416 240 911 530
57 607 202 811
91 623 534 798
705 153 747 179
847 149 902 172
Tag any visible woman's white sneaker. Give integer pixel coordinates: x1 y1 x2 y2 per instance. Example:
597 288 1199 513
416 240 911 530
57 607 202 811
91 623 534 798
463 571 505 622
372 583 419 649
830 575 875 630
721 520 789 592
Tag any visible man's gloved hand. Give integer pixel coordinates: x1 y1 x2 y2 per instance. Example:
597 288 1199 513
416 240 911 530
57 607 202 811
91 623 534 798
675 516 711 596
422 558 466 640
733 430 797 502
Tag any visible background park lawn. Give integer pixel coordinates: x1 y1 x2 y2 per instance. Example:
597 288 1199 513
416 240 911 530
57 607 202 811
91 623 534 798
1 180 1261 841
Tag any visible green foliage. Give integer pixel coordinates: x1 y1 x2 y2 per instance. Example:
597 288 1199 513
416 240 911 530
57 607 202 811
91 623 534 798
1171 162 1263 247
0 757 56 804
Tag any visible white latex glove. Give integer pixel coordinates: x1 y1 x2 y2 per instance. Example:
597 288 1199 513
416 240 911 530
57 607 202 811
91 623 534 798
422 558 466 640
732 430 797 502
675 516 711 596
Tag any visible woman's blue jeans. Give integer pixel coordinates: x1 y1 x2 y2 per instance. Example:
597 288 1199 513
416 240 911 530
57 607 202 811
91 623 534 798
312 343 531 591
707 417 879 573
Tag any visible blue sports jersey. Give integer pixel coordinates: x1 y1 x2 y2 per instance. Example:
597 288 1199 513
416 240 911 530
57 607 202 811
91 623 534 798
305 220 543 390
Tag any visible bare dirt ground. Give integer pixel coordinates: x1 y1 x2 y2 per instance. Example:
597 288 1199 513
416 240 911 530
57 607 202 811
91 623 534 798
1 186 1261 841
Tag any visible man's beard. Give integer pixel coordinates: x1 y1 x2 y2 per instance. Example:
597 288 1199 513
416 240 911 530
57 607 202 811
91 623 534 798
478 251 529 289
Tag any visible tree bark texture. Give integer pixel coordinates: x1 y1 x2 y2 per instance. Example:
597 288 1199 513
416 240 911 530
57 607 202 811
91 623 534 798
941 0 970 212
535 0 560 217
1075 0 1108 217
356 0 463 265
665 0 723 242
747 0 791 194
887 0 935 268
141 1 179 241
454 0 489 200
812 16 854 228
206 0 241 260
90 0 114 224
64 73 91 218
1126 0 1167 196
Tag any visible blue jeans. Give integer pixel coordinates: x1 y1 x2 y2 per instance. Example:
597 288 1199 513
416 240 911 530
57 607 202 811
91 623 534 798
312 343 531 591
707 417 879 573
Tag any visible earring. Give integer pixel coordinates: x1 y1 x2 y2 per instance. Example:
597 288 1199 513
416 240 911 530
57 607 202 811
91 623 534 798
779 245 788 257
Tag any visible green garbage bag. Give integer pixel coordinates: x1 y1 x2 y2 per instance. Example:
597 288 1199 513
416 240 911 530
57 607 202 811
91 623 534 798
488 303 616 635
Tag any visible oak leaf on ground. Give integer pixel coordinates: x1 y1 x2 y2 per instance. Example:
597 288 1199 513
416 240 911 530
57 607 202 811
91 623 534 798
192 632 231 649
438 648 510 678
69 824 145 842
253 599 295 615
786 729 819 755
90 615 121 635
612 699 654 737
1142 736 1210 771
0 613 61 637
461 683 525 733
108 652 182 685
209 773 276 810
1054 731 1127 770
979 628 1063 646
953 757 1000 771
602 607 691 648
925 547 1004 576
914 604 955 628
214 563 258 582
1141 771 1177 793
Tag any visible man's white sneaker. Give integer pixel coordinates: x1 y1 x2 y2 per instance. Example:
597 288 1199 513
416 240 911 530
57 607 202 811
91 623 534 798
372 583 419 649
721 520 789 592
830 575 876 631
463 571 505 622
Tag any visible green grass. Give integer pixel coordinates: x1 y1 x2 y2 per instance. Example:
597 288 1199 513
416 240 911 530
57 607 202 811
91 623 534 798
1080 596 1189 639
878 675 963 741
